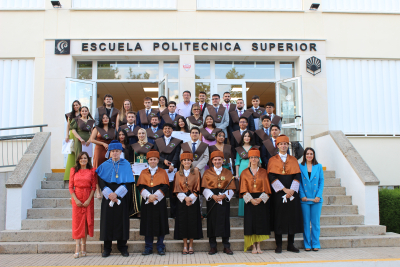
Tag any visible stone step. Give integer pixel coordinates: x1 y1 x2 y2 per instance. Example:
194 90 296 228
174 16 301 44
324 170 335 178
0 225 387 242
323 187 346 195
36 189 70 198
2 234 399 254
21 214 364 231
26 204 358 219
324 178 341 187
45 173 64 181
32 194 352 209
41 181 65 189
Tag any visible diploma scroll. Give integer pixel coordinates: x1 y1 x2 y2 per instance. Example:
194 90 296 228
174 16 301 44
82 143 93 157
131 163 149 175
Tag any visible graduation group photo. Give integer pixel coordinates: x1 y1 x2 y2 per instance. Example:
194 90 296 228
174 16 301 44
65 91 324 258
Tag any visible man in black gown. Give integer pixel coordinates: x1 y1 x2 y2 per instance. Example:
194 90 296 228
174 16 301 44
96 140 135 257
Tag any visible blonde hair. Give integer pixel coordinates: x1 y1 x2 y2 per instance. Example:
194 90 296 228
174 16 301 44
137 128 148 145
119 99 133 122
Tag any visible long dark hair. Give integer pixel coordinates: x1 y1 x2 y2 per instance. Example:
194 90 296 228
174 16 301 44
177 117 189 133
301 147 319 166
98 114 113 128
159 96 168 107
70 100 81 119
240 130 256 146
116 129 128 146
79 106 94 120
203 115 216 129
73 152 93 173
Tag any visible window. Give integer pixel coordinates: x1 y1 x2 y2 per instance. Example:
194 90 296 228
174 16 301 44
215 61 275 79
164 61 178 79
195 61 211 79
195 82 211 103
77 61 92 79
168 82 179 102
280 62 295 80
97 61 159 80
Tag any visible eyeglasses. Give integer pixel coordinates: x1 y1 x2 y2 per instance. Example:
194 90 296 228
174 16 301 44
239 121 247 124
193 109 200 111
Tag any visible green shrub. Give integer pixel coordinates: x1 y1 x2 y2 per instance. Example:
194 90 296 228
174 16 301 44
379 188 400 234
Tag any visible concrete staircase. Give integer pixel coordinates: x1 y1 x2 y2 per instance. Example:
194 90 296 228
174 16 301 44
1 171 400 254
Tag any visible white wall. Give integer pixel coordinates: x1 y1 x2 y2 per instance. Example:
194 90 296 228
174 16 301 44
323 0 400 13
312 134 379 225
0 0 44 9
327 59 400 135
72 0 177 9
5 136 51 230
197 0 302 11
0 59 35 136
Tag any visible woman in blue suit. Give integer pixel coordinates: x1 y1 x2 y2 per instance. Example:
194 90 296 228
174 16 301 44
299 147 324 251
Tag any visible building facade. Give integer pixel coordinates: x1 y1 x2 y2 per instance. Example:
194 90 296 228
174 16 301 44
1 0 399 186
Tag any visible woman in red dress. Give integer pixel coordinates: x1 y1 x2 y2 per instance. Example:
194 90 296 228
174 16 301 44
69 152 96 259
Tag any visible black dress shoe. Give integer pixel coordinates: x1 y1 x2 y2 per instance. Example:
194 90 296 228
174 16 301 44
223 247 233 255
208 247 217 255
142 249 153 256
287 244 300 253
158 249 165 256
120 250 129 257
275 246 282 254
102 250 111 257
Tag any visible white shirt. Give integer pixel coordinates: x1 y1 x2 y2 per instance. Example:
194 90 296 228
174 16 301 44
268 113 274 120
214 166 223 175
176 101 195 118
191 139 200 150
127 123 135 130
272 138 277 147
279 153 288 162
240 129 245 135
183 169 191 177
237 108 244 116
149 166 158 175
145 108 151 115
164 136 172 145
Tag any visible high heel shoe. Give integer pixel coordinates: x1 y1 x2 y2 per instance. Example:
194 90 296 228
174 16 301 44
80 242 87 257
74 244 80 259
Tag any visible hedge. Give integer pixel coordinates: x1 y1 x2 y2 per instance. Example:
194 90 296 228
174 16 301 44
379 188 400 234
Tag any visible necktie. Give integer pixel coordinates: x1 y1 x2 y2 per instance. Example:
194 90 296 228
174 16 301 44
153 128 156 133
146 110 149 116
226 103 229 109
200 104 203 111
265 128 269 135
192 142 196 152
170 113 175 120
215 107 218 113
239 110 242 116
129 125 133 131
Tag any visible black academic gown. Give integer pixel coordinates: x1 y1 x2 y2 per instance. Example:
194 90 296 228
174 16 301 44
98 179 133 241
137 184 170 237
244 192 271 236
268 173 303 235
206 188 231 238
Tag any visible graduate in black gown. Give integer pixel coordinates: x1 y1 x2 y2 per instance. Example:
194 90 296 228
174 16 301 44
137 149 170 256
239 147 272 254
267 135 303 254
96 140 135 257
202 150 236 255
173 151 203 255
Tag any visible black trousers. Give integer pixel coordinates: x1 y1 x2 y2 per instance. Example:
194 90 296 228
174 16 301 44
275 234 295 247
168 181 177 218
104 240 127 252
209 237 230 248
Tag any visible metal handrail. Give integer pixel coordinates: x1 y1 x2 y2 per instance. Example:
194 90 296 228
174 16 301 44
0 124 48 168
0 124 48 132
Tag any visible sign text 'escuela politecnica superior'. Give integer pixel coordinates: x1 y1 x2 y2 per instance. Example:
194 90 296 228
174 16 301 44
81 41 317 52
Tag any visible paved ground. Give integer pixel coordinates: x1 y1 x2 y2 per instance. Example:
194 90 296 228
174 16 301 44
1 247 400 267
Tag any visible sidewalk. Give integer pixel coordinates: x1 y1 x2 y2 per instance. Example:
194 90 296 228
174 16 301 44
1 247 400 267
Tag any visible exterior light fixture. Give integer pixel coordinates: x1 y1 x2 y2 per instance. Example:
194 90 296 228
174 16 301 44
310 3 320 10
51 1 62 8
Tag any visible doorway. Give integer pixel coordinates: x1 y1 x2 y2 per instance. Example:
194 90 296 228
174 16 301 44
97 82 159 112
246 82 276 108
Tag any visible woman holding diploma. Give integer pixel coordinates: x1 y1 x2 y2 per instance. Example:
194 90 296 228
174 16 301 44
299 148 324 251
130 128 154 217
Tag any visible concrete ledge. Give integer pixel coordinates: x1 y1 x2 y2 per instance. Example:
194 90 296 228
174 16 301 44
5 132 51 188
312 131 379 186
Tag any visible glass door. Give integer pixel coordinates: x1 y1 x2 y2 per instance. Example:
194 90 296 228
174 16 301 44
214 81 246 107
159 74 168 100
64 78 97 165
275 76 303 147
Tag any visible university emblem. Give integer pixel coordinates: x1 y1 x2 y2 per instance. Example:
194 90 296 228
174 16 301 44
217 115 222 120
55 40 70 54
306 56 322 76
183 64 191 71
154 134 159 138
86 125 91 130
169 143 176 148
103 134 109 139
240 151 246 157
145 145 151 149
194 154 199 160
